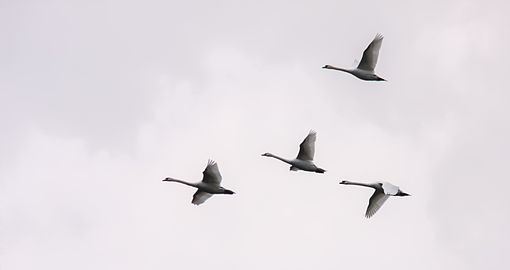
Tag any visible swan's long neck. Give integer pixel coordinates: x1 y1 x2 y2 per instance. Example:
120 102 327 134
163 178 198 188
325 65 351 73
340 180 376 189
266 153 293 165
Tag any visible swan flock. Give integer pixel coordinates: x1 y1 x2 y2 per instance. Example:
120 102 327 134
163 34 410 218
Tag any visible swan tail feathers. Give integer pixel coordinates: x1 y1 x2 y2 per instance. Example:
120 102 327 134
315 168 326 173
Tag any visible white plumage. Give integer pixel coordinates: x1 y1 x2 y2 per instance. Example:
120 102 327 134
323 34 386 81
262 130 326 173
163 160 235 205
339 180 410 218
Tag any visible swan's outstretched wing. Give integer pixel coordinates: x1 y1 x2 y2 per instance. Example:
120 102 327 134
202 160 222 185
357 34 383 72
352 59 360 68
297 130 316 161
192 191 213 205
381 182 399 195
365 189 389 218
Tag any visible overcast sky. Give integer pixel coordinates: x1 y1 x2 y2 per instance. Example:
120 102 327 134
1 1 509 269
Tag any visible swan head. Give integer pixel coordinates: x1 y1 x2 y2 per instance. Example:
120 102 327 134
322 65 332 69
396 190 410 196
261 152 272 157
339 180 349 184
162 177 172 181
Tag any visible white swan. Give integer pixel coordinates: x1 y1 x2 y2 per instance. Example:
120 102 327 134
163 160 235 205
339 180 409 218
323 34 386 81
262 130 326 173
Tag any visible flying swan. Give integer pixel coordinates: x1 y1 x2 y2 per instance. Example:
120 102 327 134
323 34 386 81
163 160 235 205
339 180 409 217
262 130 326 173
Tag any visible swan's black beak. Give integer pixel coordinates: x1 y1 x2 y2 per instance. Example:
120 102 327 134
322 65 328 68
399 191 410 196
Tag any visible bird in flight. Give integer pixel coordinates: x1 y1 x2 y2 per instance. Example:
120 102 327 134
339 180 409 218
323 34 386 81
163 160 235 205
262 130 326 173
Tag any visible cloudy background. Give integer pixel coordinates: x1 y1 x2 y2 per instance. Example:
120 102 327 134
1 0 509 269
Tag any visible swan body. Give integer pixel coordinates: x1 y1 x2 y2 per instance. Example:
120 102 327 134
339 180 409 218
262 130 326 173
323 34 386 81
163 160 235 205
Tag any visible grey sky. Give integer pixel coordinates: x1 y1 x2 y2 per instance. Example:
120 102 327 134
1 1 509 269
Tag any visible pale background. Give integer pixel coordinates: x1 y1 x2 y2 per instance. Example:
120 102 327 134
1 1 509 269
